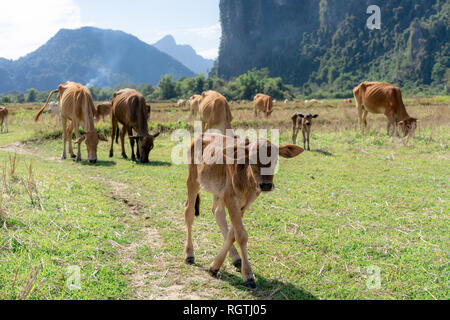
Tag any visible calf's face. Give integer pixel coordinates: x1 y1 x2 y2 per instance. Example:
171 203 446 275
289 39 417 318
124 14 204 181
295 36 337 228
399 118 418 138
300 113 319 127
247 142 304 193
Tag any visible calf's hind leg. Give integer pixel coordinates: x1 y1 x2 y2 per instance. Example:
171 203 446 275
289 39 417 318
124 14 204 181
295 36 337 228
184 167 200 265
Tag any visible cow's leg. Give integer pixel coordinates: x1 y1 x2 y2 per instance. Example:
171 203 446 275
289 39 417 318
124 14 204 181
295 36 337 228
3 116 6 133
127 127 136 161
385 112 397 137
362 110 369 135
306 128 311 151
110 117 118 158
302 128 307 151
356 101 365 134
211 196 255 288
184 168 200 265
61 118 68 160
212 196 241 268
0 118 3 132
73 122 82 162
121 126 128 159
67 122 76 159
292 125 299 144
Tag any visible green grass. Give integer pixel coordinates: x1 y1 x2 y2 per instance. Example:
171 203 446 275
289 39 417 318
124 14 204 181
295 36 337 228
0 100 449 300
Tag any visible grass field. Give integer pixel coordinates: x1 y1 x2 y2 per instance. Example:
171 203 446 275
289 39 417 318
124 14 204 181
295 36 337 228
0 97 449 300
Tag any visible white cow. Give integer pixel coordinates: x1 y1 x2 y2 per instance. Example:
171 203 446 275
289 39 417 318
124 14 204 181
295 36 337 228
48 102 61 122
284 99 289 104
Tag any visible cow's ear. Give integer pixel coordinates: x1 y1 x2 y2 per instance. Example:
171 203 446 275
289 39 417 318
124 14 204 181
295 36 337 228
279 145 304 158
153 131 161 139
313 114 319 118
74 136 86 145
299 114 305 118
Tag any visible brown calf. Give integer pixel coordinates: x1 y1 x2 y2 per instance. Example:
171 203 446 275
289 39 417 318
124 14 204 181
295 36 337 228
95 103 112 122
0 107 8 133
34 82 107 163
187 94 202 118
184 133 303 288
109 89 159 163
254 94 273 118
292 113 319 151
353 82 418 137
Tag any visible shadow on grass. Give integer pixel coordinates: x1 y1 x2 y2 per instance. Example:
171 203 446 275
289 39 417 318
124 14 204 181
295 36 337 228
311 149 333 156
80 160 117 167
192 264 317 300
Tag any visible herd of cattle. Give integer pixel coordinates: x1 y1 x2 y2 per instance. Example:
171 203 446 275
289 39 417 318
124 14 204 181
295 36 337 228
0 80 419 289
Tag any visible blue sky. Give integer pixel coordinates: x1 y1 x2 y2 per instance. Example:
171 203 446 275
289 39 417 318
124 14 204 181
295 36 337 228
0 0 221 60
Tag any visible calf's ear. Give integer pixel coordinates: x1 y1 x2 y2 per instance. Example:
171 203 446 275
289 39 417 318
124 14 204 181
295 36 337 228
313 114 319 118
153 131 161 139
279 144 304 158
74 136 86 145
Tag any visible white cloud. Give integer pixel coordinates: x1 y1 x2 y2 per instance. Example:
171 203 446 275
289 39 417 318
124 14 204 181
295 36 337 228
189 23 221 39
0 0 82 60
198 48 218 60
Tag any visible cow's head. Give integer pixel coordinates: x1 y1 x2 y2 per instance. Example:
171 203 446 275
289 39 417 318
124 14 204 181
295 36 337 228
398 117 418 138
229 140 304 193
74 131 108 164
130 131 160 163
299 113 319 127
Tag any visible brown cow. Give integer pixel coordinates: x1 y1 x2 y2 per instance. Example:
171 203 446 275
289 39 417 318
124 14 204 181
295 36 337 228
187 94 202 118
183 133 304 288
353 82 418 137
198 91 233 134
95 103 112 122
34 82 107 163
292 113 319 151
254 94 273 118
0 107 8 133
109 89 159 163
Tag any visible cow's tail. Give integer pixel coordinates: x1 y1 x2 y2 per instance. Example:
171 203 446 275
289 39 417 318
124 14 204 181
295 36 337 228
34 89 59 122
195 194 200 217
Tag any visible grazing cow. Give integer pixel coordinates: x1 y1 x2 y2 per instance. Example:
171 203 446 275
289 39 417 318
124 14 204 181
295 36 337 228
292 113 319 151
284 99 289 104
187 94 202 118
178 99 186 108
353 82 418 137
110 89 159 163
183 133 304 288
253 94 273 118
34 82 107 163
198 90 233 134
95 103 112 122
0 107 8 133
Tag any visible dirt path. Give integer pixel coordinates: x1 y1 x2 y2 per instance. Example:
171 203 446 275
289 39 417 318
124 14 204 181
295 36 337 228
0 142 222 300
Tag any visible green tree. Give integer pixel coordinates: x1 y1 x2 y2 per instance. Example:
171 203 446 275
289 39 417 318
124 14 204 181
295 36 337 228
1 96 11 104
158 75 176 100
26 88 38 102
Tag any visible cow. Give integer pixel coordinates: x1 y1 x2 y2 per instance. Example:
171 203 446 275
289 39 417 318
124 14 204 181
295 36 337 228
197 91 233 134
109 89 160 163
253 94 273 118
292 113 319 151
48 102 61 121
95 103 112 122
284 99 289 104
187 94 202 118
34 82 107 163
178 99 186 108
353 82 418 138
0 107 8 133
183 133 304 288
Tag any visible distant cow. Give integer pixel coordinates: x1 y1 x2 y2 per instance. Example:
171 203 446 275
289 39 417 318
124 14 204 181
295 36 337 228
284 99 289 104
110 89 160 163
34 82 108 163
353 82 418 137
0 107 8 133
292 113 319 151
95 103 112 122
198 90 233 134
187 94 202 118
48 102 61 121
254 94 273 118
183 133 304 288
178 99 186 108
